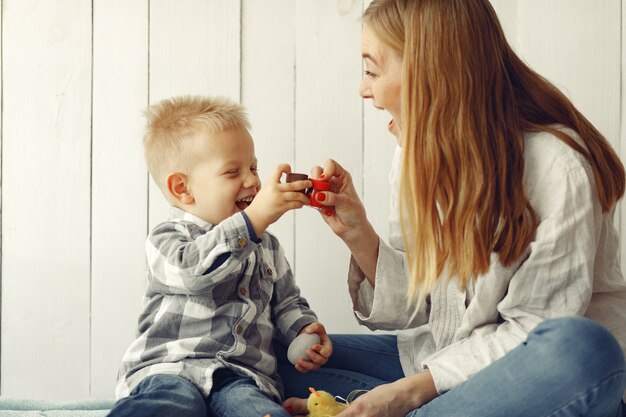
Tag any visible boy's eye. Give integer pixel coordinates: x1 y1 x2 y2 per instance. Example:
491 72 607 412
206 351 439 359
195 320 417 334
251 166 258 173
225 169 239 175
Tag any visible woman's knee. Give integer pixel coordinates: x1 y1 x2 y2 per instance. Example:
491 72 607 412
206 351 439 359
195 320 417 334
531 316 625 381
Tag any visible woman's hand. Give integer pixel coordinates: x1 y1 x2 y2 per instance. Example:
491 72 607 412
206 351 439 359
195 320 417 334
310 159 369 241
335 372 438 417
337 371 438 417
245 164 311 236
333 383 412 417
294 322 333 373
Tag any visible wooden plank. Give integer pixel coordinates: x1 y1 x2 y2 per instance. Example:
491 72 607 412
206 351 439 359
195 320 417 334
615 0 626 266
241 0 296 266
90 0 148 398
1 0 92 399
294 0 364 334
515 0 620 144
489 0 518 49
362 106 395 245
148 0 241 229
0 0 3 394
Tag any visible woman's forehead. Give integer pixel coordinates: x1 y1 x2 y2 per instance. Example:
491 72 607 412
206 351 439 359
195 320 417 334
361 25 384 63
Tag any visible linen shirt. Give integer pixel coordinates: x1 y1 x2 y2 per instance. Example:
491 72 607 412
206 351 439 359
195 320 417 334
115 208 317 400
349 129 626 396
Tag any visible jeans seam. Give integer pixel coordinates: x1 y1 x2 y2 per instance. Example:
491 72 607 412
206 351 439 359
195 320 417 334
541 371 626 417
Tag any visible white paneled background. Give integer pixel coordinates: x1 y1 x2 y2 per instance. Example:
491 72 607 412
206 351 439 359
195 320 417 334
0 0 622 400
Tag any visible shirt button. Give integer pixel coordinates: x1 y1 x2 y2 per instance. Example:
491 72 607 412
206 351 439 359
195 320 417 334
238 238 247 248
266 267 273 276
236 325 243 334
239 287 247 296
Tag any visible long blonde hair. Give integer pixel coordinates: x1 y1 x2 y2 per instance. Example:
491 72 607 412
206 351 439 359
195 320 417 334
364 0 625 302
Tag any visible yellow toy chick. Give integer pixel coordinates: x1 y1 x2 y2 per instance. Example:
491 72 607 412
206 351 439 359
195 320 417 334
306 387 348 417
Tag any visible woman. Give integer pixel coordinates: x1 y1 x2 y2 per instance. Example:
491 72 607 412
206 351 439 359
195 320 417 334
278 0 626 416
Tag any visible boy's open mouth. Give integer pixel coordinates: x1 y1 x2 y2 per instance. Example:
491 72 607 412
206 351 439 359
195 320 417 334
236 196 254 210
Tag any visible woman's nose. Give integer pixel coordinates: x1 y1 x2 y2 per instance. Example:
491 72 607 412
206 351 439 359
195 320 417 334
359 76 372 99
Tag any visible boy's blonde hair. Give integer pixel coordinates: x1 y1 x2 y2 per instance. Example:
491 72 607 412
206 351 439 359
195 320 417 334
143 95 251 191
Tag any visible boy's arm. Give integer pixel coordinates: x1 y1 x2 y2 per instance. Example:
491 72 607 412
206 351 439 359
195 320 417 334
268 236 318 346
147 212 258 295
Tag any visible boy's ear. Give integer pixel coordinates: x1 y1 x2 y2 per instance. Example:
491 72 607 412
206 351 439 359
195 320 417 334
166 172 194 205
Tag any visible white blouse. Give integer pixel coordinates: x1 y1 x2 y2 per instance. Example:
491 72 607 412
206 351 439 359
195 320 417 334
348 129 626 395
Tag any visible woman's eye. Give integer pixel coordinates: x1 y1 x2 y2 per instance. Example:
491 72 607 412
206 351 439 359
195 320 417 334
364 70 377 79
250 166 258 174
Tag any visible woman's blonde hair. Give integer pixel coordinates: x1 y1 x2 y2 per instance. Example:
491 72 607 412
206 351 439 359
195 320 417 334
364 0 625 303
144 95 250 192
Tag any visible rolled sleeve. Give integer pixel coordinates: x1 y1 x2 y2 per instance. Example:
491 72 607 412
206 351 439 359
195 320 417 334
349 238 428 331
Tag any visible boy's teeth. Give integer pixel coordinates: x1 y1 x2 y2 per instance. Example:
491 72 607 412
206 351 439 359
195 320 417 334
236 196 254 209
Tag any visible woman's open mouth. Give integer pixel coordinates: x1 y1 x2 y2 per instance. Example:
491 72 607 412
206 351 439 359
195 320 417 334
388 118 401 139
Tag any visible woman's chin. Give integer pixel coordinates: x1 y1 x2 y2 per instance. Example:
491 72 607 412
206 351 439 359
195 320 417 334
388 119 401 143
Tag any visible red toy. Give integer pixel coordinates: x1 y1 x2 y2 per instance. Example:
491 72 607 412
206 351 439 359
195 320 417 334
286 173 334 216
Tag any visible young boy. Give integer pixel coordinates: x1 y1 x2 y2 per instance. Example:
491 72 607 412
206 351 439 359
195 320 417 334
108 96 331 417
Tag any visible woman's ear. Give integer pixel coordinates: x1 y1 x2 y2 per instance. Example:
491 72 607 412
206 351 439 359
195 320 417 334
166 172 194 205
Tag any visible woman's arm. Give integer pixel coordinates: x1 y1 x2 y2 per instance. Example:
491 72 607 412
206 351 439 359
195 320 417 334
312 159 381 286
341 220 380 287
313 158 428 330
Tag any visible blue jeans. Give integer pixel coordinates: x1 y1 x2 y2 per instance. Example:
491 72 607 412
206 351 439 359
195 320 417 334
277 317 626 417
107 369 290 417
107 374 210 417
275 333 404 399
208 368 290 417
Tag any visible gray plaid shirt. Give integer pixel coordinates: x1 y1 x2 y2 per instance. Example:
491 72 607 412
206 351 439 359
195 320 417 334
115 207 317 400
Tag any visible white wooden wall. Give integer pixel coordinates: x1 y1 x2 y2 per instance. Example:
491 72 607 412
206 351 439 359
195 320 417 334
0 0 622 400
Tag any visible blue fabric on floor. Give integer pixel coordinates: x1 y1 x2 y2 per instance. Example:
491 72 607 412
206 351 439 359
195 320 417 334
0 398 114 417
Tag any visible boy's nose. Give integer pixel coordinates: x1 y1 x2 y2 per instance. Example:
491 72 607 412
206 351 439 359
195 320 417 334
245 172 260 188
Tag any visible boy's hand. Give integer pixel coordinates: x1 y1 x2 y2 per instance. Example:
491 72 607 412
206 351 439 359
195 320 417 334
294 322 332 373
245 164 311 236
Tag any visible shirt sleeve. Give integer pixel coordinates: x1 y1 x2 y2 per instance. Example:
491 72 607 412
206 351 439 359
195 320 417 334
268 235 318 346
146 212 258 295
348 238 429 331
422 138 603 393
